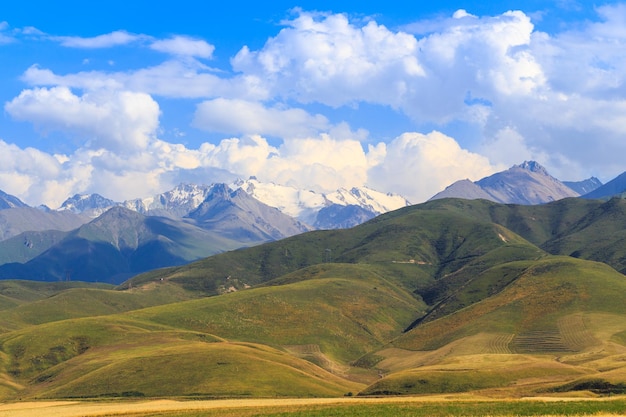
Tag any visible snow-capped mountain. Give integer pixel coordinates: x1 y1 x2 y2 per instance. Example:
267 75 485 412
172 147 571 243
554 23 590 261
59 193 117 218
55 180 411 229
231 177 411 227
123 183 213 218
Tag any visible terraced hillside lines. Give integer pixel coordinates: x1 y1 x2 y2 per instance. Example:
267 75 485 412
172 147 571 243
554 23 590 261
511 329 574 354
487 333 515 354
558 314 600 352
449 333 514 355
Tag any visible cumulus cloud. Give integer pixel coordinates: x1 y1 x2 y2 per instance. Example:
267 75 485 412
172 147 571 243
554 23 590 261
0 127 495 208
150 35 215 58
53 30 144 48
9 6 626 206
20 60 267 101
193 99 331 138
232 12 424 108
368 131 498 202
5 87 159 152
0 21 14 44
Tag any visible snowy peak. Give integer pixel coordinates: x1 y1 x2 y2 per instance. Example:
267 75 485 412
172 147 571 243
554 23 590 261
59 193 117 217
187 183 311 241
123 183 212 217
516 160 549 175
231 177 411 228
326 187 411 215
53 180 412 230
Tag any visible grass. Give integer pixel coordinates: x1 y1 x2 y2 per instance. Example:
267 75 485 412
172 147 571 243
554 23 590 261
33 342 362 399
0 315 361 399
129 265 423 363
5 397 626 417
2 198 626 401
140 401 626 417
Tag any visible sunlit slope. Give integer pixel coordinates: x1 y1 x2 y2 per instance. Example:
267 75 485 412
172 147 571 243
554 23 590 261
479 197 626 274
0 265 421 399
0 282 199 331
129 264 423 363
0 316 361 399
539 198 626 274
128 198 545 303
0 280 114 330
360 256 626 395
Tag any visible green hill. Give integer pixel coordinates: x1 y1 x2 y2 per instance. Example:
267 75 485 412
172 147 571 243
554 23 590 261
0 198 625 399
361 256 626 395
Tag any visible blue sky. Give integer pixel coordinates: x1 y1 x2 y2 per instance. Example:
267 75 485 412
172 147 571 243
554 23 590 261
1 1 625 207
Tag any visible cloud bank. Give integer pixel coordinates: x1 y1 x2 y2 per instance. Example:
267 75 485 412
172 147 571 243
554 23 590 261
3 7 626 206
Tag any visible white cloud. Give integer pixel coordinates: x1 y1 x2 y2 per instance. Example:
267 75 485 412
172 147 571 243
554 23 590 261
230 9 545 127
20 60 266 101
193 98 330 138
9 6 626 203
0 127 497 208
0 21 14 44
367 131 497 202
150 35 215 58
5 87 159 152
53 30 144 48
232 12 424 108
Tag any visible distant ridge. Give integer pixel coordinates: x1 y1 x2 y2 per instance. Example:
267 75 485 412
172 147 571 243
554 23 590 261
55 180 411 230
59 193 117 218
582 171 626 200
430 161 580 204
563 177 602 195
0 190 28 210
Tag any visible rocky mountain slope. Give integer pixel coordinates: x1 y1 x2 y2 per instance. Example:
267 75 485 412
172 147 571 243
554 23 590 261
56 180 411 230
0 206 243 283
431 161 585 204
582 171 626 199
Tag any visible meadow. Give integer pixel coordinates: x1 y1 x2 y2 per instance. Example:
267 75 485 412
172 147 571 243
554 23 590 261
1 199 626 404
2 396 626 417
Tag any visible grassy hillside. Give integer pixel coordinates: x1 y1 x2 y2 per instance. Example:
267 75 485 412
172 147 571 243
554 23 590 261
360 256 626 395
0 265 419 399
127 198 544 301
0 282 199 330
0 198 626 399
129 264 423 364
0 230 68 265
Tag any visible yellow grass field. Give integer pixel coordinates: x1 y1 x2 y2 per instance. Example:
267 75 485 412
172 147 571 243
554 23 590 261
1 395 626 417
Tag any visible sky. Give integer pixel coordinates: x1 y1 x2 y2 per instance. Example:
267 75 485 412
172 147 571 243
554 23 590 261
2 1 626 208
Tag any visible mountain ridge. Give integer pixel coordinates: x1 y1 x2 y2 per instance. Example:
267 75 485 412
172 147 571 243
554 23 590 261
430 161 590 204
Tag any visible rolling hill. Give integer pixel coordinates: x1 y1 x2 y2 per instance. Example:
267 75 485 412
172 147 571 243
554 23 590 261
0 198 625 399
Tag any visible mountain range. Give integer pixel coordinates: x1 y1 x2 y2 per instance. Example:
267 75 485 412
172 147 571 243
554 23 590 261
2 161 626 284
430 161 601 204
2 196 626 399
0 185 309 284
